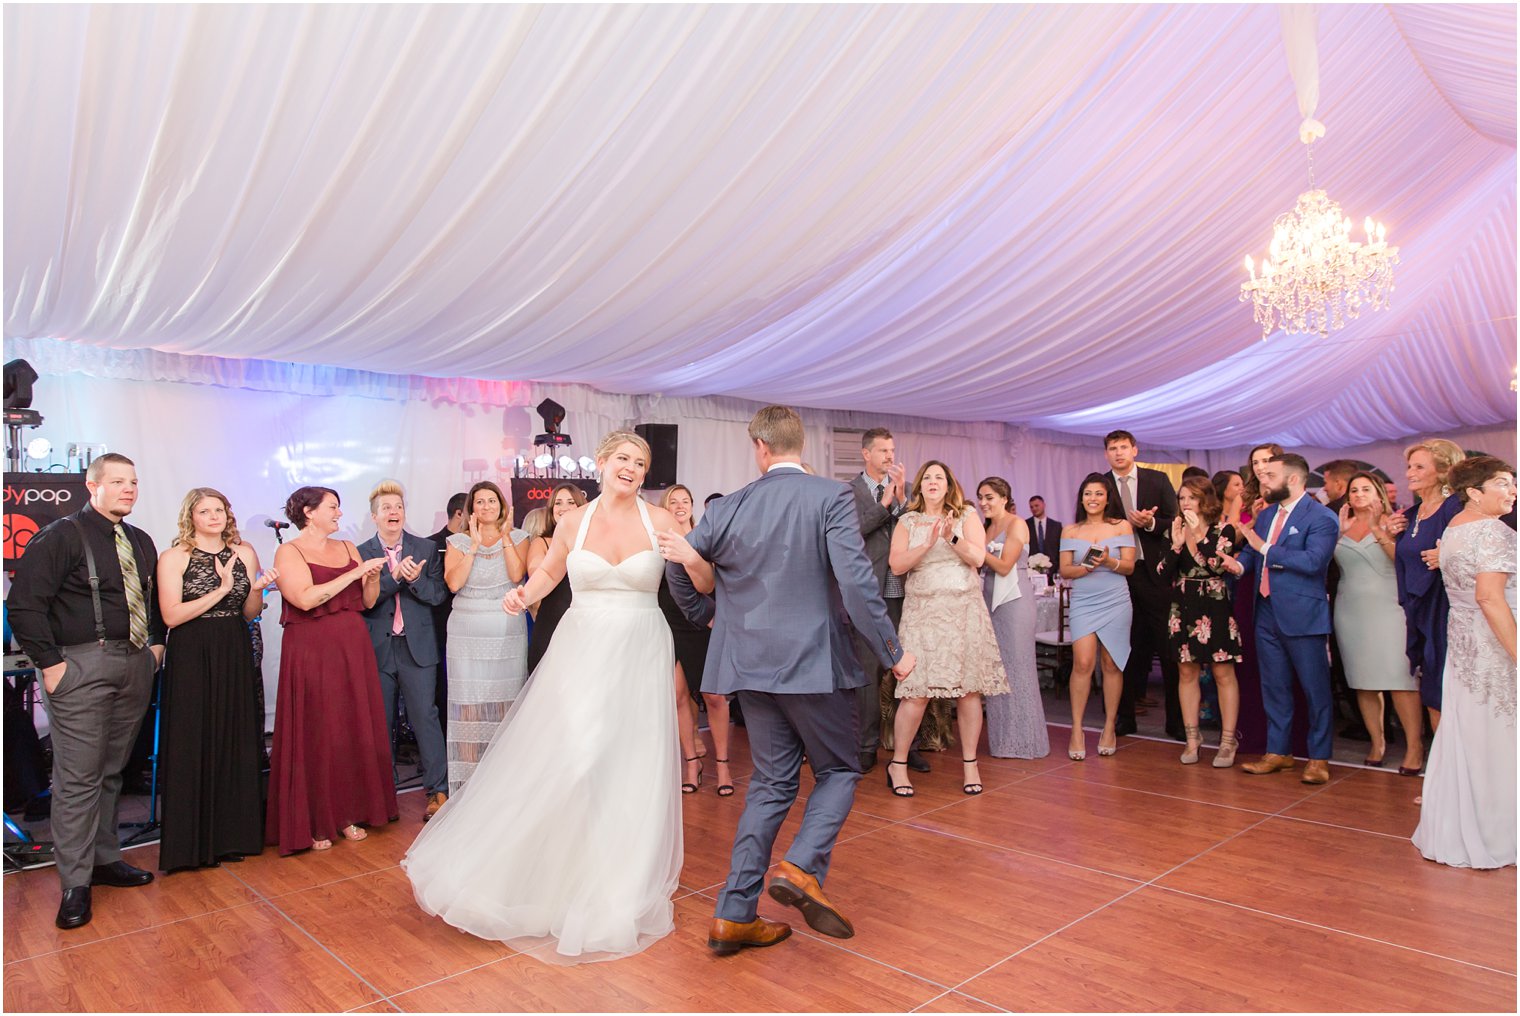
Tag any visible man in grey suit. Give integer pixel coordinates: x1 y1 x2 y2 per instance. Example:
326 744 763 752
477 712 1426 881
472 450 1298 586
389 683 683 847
663 406 915 956
848 427 929 774
357 480 449 821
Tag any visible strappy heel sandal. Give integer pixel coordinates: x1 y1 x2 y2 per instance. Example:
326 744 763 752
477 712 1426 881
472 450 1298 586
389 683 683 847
340 824 367 842
714 758 735 797
961 758 984 795
885 760 915 797
1212 730 1239 768
1180 724 1202 765
682 756 703 794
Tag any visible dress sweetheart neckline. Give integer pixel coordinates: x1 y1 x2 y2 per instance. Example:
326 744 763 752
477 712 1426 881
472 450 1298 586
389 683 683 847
570 547 660 569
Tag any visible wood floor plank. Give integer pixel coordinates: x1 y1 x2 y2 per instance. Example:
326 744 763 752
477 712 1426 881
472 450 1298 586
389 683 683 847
2 901 384 1012
2 843 262 964
388 894 945 1012
958 886 1516 1013
913 990 1008 1012
908 772 1263 881
1156 816 1518 973
782 822 1136 985
269 865 517 996
1274 767 1425 837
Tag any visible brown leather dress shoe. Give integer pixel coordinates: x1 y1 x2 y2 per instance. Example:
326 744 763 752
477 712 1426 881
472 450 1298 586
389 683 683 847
1241 753 1295 775
707 917 792 955
1300 759 1331 785
767 860 854 938
424 791 448 822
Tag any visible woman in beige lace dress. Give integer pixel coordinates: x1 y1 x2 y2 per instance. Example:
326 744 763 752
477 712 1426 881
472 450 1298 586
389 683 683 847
886 461 1009 797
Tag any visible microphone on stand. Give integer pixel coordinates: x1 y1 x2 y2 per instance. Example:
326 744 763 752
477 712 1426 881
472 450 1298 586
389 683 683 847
265 518 290 543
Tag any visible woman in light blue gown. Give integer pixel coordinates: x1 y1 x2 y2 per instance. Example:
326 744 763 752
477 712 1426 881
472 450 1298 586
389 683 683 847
1059 473 1135 760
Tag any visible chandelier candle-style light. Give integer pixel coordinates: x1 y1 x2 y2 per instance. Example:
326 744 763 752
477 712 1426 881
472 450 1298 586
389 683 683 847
1240 5 1399 339
1240 191 1399 338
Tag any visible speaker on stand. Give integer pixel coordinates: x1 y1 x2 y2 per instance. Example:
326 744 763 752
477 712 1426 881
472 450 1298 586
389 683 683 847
634 424 678 490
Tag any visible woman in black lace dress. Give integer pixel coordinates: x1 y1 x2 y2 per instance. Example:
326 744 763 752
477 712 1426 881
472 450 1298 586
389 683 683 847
525 483 587 672
155 488 277 872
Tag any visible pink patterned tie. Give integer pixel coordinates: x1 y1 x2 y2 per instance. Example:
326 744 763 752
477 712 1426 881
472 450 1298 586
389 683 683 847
384 543 404 635
1258 508 1288 598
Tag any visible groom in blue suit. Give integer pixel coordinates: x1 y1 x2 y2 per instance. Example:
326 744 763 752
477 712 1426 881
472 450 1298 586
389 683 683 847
1232 453 1340 785
663 406 915 955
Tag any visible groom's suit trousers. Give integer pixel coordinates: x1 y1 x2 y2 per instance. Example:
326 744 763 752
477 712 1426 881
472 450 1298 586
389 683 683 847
715 688 861 923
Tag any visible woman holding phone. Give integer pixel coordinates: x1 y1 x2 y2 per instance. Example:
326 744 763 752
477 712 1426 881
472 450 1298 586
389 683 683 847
1059 474 1136 760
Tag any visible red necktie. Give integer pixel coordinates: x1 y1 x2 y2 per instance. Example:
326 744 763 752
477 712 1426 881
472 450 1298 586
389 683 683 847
1258 507 1289 597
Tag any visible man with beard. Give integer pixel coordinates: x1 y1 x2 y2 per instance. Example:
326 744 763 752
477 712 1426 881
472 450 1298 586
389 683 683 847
1230 453 1340 784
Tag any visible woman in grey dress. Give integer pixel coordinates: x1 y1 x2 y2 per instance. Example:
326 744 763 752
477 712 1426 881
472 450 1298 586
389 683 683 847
1332 471 1421 770
976 478 1048 758
443 480 529 795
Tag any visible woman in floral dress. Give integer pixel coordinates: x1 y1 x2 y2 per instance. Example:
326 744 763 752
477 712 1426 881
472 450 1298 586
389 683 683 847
1157 476 1244 767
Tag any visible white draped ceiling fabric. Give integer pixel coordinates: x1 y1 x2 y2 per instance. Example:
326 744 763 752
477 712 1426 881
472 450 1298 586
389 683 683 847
4 3 1516 449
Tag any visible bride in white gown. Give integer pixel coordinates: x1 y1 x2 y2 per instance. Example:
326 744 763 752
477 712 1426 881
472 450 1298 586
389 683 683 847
403 432 684 963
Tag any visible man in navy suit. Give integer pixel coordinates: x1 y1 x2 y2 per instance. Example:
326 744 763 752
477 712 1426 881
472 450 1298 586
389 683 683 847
1230 454 1340 784
358 481 449 819
663 406 915 956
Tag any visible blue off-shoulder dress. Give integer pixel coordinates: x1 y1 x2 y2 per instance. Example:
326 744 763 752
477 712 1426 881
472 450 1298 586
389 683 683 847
1062 534 1136 669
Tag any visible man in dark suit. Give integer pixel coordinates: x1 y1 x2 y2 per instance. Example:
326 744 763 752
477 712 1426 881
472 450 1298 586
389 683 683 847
847 427 927 774
1026 495 1062 585
1099 430 1182 739
358 481 449 821
662 406 914 955
1233 454 1340 784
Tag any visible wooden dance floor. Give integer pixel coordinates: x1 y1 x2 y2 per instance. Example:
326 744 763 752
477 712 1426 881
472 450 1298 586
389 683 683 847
4 726 1515 1013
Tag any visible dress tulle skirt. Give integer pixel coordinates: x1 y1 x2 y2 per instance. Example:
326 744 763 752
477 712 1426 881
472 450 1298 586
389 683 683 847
402 596 681 963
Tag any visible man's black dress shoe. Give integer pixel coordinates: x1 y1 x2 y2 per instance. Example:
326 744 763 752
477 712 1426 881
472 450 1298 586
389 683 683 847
56 887 92 930
1164 726 1186 742
905 749 931 773
858 751 877 773
1114 717 1138 737
91 860 155 888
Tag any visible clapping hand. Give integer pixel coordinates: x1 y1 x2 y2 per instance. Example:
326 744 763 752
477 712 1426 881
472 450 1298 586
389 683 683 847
1170 517 1186 551
1239 523 1266 552
501 587 528 616
358 556 387 579
1384 513 1409 537
467 515 482 548
887 463 907 500
1127 506 1155 530
657 528 700 566
251 567 279 593
392 555 424 582
1338 503 1352 532
214 554 237 591
1216 550 1246 576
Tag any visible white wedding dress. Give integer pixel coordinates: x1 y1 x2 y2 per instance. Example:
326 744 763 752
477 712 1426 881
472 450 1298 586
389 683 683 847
403 496 682 962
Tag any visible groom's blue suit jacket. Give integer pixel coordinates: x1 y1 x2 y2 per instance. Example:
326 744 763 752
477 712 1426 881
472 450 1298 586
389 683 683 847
668 467 902 696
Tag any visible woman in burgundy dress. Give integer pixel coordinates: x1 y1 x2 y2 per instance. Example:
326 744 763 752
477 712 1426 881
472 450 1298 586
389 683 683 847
268 486 397 854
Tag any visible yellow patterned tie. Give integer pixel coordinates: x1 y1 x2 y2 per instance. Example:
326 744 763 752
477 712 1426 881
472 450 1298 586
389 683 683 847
114 524 149 648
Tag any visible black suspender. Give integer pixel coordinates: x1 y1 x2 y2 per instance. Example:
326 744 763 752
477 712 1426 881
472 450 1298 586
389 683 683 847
67 514 154 646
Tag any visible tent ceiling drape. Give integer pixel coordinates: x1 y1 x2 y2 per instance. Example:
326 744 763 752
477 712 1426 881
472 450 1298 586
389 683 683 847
4 4 1515 449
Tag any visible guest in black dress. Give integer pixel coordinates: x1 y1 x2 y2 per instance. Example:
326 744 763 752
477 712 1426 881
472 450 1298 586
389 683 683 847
658 485 728 795
525 483 587 673
155 488 277 872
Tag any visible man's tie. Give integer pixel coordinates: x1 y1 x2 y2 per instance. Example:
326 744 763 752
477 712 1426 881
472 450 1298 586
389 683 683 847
1258 507 1289 598
114 524 149 648
874 482 884 503
1037 518 1045 548
1117 475 1143 560
384 543 405 635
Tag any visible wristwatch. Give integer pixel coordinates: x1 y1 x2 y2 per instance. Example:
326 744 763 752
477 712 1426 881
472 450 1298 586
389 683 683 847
950 535 960 545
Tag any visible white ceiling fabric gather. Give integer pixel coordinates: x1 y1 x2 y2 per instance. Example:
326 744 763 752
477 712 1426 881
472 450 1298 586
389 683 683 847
4 3 1514 448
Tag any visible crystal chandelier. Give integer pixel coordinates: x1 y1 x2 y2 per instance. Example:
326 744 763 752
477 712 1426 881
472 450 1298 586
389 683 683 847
1239 162 1399 339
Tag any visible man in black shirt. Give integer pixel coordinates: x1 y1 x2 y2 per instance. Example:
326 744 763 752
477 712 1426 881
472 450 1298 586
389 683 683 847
427 492 468 739
6 453 165 930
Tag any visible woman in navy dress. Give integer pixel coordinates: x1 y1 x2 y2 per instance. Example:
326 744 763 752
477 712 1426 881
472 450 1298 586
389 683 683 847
1059 474 1135 760
1394 439 1465 753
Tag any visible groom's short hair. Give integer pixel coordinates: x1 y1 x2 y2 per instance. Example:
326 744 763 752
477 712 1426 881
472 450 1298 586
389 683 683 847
749 405 804 455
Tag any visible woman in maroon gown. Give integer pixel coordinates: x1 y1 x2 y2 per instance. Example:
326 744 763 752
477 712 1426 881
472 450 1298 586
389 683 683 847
267 486 397 854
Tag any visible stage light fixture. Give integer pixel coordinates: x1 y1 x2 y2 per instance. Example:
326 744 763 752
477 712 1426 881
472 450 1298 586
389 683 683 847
578 456 595 475
534 398 572 449
557 455 576 475
534 453 554 470
4 359 38 410
25 437 51 462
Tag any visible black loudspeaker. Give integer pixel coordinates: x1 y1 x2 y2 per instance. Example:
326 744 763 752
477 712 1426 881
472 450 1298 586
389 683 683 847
634 424 678 490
